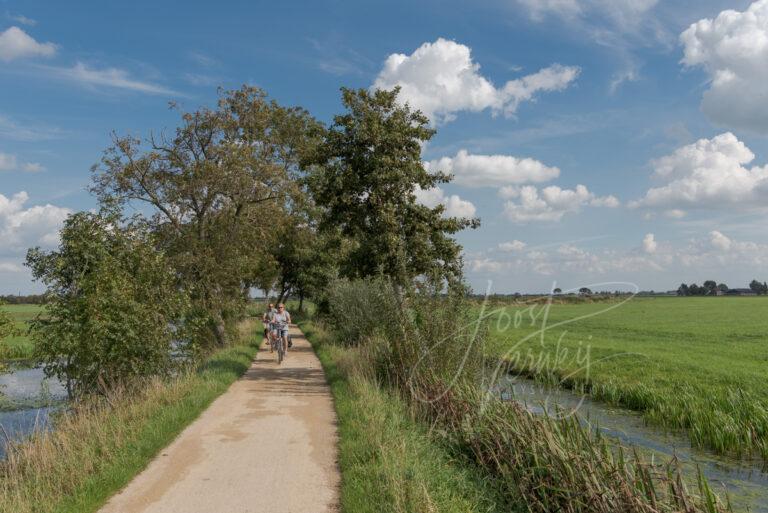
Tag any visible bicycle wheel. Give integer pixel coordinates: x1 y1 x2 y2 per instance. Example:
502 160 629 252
277 343 284 364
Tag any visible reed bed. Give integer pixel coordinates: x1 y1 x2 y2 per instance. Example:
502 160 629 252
416 380 727 513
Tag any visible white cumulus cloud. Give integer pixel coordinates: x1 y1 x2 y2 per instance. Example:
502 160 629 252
0 192 70 256
709 230 732 251
0 152 17 171
22 162 45 173
630 132 768 211
681 1 768 134
373 38 579 123
424 150 559 187
642 233 657 254
517 0 582 20
0 26 56 62
0 153 46 173
664 209 686 219
518 0 658 24
499 240 527 252
501 184 619 223
413 186 477 218
8 13 37 26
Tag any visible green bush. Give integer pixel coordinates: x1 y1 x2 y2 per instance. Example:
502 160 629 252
324 277 402 346
324 278 486 393
26 207 188 397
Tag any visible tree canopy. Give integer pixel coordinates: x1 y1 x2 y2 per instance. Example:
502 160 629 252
309 87 477 289
90 86 324 345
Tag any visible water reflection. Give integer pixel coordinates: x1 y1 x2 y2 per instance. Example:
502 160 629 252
0 366 66 458
0 407 55 459
0 366 67 403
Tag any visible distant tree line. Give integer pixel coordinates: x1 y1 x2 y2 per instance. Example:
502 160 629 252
677 279 768 296
0 294 46 305
677 280 727 296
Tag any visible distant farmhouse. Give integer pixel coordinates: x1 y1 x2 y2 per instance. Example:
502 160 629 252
724 288 757 296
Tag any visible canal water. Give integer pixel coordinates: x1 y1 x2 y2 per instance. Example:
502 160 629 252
499 377 768 513
0 366 66 459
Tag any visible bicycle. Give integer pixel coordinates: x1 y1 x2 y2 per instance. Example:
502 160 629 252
275 333 285 364
268 326 285 364
274 325 290 364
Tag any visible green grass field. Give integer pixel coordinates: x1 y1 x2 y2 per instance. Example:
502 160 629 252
484 296 768 461
1 304 43 360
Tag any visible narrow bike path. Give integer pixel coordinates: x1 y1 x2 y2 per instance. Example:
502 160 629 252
99 325 340 513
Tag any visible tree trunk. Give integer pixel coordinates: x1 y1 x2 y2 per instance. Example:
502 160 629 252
298 291 304 312
213 311 227 347
277 284 291 305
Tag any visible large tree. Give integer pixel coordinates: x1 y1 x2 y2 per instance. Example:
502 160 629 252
749 279 768 295
309 87 477 289
91 87 323 346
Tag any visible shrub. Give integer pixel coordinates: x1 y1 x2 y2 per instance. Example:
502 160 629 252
26 207 188 397
324 278 486 391
324 277 402 346
0 302 16 340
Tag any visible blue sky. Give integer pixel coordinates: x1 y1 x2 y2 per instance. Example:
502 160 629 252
2 0 768 294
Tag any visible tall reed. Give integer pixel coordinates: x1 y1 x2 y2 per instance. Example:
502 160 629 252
322 278 730 513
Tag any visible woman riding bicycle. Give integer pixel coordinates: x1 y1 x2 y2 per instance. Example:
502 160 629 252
272 303 291 358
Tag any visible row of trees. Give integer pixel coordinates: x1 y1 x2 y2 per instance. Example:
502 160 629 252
24 86 478 396
0 295 46 304
676 281 728 296
677 280 768 296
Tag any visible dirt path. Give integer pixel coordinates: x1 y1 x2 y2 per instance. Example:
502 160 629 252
99 325 339 513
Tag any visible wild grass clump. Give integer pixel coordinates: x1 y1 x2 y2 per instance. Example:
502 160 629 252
325 277 486 390
0 328 258 513
323 277 403 346
420 381 725 513
591 380 768 462
321 278 730 513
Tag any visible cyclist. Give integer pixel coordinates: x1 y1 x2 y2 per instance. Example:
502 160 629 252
272 303 291 358
262 303 277 352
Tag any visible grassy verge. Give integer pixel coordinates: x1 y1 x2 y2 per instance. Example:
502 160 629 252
0 320 259 513
484 297 768 460
299 319 505 513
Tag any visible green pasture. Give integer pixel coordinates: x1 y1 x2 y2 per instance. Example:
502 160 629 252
1 304 43 360
485 296 768 460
